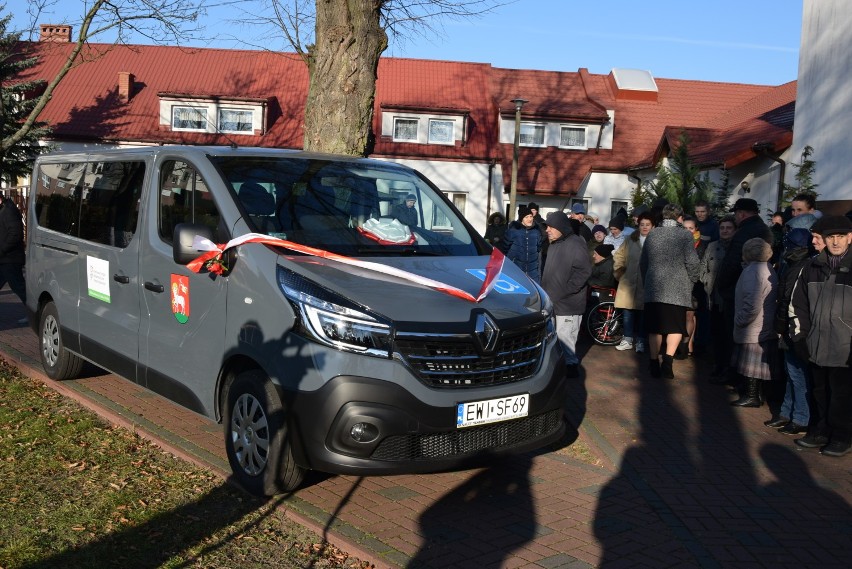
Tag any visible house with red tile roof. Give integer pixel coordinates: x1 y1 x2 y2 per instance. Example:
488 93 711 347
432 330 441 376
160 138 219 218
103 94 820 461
7 25 797 232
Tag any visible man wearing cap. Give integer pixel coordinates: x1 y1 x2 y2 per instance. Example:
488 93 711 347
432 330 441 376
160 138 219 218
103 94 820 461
392 194 419 227
542 211 592 377
714 198 773 384
790 215 852 457
570 203 593 242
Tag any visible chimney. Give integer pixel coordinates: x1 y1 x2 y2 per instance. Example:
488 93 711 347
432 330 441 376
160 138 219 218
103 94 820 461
118 72 134 102
39 24 73 42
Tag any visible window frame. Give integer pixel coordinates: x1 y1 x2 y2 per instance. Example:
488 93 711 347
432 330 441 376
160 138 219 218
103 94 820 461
218 108 254 134
171 105 208 132
558 125 587 149
519 122 546 147
392 117 419 142
427 118 455 145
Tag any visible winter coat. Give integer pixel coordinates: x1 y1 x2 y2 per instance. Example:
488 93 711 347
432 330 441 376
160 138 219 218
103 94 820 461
504 220 543 283
715 214 773 303
613 231 644 310
773 246 811 349
0 197 25 265
790 249 852 368
640 220 701 308
541 233 592 316
701 238 730 310
733 239 778 344
484 213 508 252
588 256 617 290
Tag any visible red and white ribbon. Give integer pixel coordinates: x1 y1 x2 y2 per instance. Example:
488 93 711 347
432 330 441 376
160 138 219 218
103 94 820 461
187 233 505 303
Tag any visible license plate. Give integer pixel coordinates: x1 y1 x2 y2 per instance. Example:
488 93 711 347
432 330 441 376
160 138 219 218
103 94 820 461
456 394 529 428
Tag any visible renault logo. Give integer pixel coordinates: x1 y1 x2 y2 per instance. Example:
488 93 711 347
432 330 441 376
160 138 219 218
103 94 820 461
474 313 499 353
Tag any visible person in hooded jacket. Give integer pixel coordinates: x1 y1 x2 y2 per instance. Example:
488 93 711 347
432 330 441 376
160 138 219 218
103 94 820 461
0 194 26 320
542 212 592 377
588 244 617 289
729 238 779 407
504 205 543 283
764 228 814 434
484 212 508 252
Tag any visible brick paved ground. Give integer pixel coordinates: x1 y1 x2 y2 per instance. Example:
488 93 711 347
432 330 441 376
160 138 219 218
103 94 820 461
2 288 850 568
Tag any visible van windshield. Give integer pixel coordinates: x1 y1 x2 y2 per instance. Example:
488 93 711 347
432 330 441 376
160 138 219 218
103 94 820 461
211 156 481 257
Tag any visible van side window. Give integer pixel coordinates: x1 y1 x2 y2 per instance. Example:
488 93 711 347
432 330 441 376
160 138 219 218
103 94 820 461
77 161 145 248
34 162 84 235
158 160 224 244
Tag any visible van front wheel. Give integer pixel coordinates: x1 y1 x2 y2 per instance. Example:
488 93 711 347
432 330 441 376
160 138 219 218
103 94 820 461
39 301 83 380
223 370 305 496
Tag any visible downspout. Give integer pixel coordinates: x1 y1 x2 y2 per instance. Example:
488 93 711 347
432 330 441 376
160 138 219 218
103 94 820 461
752 142 786 211
485 158 497 219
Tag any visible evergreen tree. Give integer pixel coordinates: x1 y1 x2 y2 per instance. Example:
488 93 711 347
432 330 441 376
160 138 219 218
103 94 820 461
642 130 706 211
781 145 818 207
0 11 50 186
709 168 732 220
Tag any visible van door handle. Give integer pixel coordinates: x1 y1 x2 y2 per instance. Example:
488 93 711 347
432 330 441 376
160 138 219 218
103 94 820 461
144 281 164 293
113 274 130 284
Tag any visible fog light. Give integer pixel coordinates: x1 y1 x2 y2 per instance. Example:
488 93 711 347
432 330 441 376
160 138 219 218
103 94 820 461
350 422 379 443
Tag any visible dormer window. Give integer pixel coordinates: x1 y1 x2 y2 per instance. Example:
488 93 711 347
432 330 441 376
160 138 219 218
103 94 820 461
428 119 455 145
519 123 545 147
393 118 419 142
172 106 207 131
559 126 586 149
219 108 254 133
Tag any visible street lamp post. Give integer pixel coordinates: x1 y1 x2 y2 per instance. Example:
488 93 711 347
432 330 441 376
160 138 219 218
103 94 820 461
509 98 528 220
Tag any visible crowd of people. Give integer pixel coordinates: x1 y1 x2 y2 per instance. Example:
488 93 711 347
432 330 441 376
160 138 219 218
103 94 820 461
485 195 852 458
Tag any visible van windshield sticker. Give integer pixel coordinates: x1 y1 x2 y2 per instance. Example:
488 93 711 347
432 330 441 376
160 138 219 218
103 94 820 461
171 274 190 324
86 256 111 303
465 269 530 295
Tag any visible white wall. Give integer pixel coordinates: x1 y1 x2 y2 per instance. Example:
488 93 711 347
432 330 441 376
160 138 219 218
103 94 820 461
790 0 851 207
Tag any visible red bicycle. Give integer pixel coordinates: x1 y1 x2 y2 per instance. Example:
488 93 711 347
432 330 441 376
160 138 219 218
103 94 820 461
586 286 624 346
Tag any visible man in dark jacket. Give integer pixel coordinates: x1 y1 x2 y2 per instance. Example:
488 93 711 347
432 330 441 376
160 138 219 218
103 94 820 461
0 194 27 319
790 215 852 457
542 211 592 377
714 198 773 382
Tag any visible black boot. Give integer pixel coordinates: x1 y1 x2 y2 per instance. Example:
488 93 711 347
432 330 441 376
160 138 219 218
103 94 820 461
661 354 674 379
649 358 661 378
731 377 762 407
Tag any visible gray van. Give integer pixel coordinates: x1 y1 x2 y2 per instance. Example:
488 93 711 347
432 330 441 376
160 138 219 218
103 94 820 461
25 146 567 495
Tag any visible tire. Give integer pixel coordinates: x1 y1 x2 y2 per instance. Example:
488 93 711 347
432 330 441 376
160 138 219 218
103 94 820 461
586 301 624 346
39 301 83 380
223 370 305 496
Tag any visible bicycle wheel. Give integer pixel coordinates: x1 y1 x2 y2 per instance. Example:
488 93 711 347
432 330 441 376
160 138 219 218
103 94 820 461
586 301 624 346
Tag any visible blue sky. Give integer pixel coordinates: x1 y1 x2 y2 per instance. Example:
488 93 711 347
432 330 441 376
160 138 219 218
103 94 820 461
7 0 802 85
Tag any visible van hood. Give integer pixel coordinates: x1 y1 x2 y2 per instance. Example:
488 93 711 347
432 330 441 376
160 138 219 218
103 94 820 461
279 254 543 324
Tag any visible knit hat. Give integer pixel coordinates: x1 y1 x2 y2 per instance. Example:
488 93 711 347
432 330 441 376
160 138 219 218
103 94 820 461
528 202 539 211
784 228 811 251
608 216 625 231
592 224 607 236
818 215 852 237
517 205 532 220
405 194 416 201
544 211 573 236
595 244 615 259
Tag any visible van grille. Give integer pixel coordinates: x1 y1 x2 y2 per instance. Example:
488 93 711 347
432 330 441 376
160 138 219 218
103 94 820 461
395 325 545 388
370 409 563 461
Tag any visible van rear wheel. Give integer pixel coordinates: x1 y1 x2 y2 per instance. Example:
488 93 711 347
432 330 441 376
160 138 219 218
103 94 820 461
39 301 83 380
223 370 305 496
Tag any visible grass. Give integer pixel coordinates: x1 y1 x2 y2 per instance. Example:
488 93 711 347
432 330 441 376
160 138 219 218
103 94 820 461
0 357 371 569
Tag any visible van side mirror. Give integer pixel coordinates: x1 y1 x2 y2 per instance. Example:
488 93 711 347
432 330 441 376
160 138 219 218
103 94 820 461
173 223 215 264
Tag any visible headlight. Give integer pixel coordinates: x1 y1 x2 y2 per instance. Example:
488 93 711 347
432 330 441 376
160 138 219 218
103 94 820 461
277 267 392 357
532 281 556 341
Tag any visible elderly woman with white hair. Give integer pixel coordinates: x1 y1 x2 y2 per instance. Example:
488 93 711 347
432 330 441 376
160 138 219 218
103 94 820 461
730 237 779 407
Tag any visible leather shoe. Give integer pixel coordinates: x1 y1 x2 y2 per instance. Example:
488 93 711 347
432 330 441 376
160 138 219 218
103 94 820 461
794 434 829 448
821 441 851 457
778 422 808 435
764 416 790 428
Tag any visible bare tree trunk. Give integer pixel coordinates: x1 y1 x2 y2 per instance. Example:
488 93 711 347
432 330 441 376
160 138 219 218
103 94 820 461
304 0 387 156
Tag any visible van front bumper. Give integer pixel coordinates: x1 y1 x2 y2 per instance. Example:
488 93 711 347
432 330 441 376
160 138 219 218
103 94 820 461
285 362 567 475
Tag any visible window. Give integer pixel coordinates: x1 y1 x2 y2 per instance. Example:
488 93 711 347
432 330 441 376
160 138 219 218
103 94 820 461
519 123 545 146
172 106 207 131
219 108 253 133
34 162 84 235
428 119 454 145
159 160 224 244
611 201 629 223
77 161 145 248
559 126 586 149
393 118 419 142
